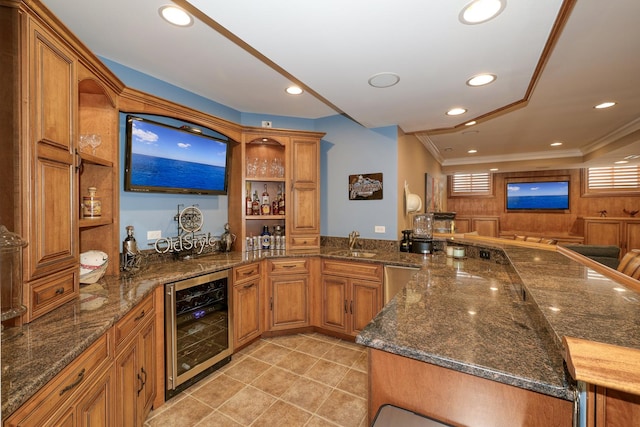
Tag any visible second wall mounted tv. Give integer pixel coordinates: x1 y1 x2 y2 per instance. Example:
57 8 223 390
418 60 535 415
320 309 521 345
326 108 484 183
124 115 231 195
506 180 569 211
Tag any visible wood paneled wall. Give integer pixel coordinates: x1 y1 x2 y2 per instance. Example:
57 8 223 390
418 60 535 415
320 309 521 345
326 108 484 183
446 169 640 236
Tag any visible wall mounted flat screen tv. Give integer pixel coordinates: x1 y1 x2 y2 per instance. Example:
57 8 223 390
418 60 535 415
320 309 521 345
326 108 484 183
506 180 569 211
124 115 230 195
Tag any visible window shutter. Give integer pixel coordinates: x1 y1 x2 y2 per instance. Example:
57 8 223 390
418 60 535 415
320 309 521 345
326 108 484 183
583 166 640 195
449 173 493 197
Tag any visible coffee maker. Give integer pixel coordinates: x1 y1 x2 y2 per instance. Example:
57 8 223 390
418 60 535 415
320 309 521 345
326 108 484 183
411 213 433 254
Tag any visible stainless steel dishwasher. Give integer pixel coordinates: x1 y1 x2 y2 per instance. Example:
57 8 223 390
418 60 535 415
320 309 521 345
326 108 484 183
383 265 420 304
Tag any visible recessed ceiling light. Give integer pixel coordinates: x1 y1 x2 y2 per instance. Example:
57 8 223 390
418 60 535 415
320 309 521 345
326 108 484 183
615 160 629 164
465 120 477 126
490 168 499 171
159 5 193 27
468 149 478 154
459 0 506 25
447 107 467 116
550 142 563 147
285 86 303 95
466 73 497 87
594 101 616 109
368 72 400 88
624 154 640 160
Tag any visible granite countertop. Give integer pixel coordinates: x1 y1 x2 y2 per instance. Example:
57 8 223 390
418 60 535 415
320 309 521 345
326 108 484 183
3 241 640 416
356 241 640 402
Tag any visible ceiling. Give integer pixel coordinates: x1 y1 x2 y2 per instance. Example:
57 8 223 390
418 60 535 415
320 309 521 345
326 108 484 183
42 0 640 174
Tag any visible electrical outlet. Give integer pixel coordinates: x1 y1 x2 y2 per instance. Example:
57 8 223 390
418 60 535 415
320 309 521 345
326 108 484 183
374 225 385 233
261 120 272 128
479 249 491 260
147 230 161 240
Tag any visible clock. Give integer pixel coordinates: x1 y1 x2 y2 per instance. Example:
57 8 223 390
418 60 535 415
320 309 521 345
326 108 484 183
178 206 203 233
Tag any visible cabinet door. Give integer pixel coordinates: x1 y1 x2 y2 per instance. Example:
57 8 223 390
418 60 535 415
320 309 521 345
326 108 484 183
350 279 382 335
25 17 78 281
269 274 309 330
625 221 640 253
138 319 156 426
76 369 114 427
585 220 623 246
233 278 262 347
289 138 320 248
321 275 349 333
115 338 139 427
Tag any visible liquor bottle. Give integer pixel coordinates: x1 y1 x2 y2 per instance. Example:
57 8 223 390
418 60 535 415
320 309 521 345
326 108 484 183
272 196 278 215
261 184 271 215
277 184 285 215
245 189 252 216
261 225 271 250
252 191 260 215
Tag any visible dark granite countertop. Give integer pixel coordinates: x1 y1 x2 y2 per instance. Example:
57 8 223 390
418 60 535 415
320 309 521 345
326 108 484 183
3 241 639 416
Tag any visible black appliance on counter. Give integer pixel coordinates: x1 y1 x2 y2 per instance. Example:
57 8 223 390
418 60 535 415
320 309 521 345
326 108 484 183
165 269 231 399
400 229 412 252
411 213 434 254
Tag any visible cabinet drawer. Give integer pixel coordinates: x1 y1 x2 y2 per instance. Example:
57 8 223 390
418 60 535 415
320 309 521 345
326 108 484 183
114 294 155 350
5 331 112 427
322 260 383 282
234 262 261 283
268 258 309 275
28 267 78 321
289 235 320 249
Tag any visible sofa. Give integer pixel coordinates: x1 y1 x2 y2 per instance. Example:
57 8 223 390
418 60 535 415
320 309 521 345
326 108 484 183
564 245 621 269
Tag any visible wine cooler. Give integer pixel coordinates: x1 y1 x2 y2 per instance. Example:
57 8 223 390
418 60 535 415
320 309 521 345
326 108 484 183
165 269 232 399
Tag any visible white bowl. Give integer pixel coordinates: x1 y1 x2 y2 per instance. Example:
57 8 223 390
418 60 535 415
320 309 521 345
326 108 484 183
80 250 108 284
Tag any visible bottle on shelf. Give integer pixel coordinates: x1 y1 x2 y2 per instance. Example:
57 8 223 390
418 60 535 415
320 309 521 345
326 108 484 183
82 186 102 219
246 189 252 216
261 184 271 215
252 191 260 216
261 225 271 250
277 184 285 215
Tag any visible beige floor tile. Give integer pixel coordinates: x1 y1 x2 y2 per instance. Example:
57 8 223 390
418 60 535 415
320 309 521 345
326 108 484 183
218 386 276 425
295 336 335 357
267 333 309 349
305 415 341 427
190 373 246 409
276 350 319 375
223 356 271 384
336 369 367 398
249 340 292 364
352 352 368 372
316 389 367 427
146 395 214 427
305 359 349 387
281 377 333 413
252 400 312 427
195 410 243 427
251 365 300 397
322 345 363 367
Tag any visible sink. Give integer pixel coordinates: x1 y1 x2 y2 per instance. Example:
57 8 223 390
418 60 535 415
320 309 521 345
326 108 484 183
336 250 377 258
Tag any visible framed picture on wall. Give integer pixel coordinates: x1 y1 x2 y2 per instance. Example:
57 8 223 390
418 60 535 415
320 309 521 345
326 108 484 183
349 173 383 200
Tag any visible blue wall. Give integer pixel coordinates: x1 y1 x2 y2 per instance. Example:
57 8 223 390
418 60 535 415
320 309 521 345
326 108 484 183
103 59 399 245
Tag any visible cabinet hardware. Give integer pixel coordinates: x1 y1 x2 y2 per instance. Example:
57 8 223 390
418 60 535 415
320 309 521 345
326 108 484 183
74 148 83 173
282 264 296 269
141 366 147 387
134 310 145 321
55 287 65 295
137 372 144 396
59 368 85 396
243 283 255 289
270 297 273 311
350 300 353 314
344 299 348 314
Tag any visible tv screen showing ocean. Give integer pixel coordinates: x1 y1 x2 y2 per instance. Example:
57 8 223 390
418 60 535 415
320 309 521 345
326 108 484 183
130 153 226 191
507 195 569 210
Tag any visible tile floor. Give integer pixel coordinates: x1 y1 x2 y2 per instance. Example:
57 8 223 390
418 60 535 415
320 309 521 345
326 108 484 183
144 333 369 427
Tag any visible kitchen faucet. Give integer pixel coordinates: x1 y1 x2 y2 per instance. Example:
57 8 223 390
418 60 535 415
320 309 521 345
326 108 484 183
348 230 360 250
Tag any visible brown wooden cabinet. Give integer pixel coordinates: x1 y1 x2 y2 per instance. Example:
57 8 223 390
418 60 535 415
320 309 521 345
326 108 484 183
233 262 262 349
4 331 114 427
265 258 310 330
2 0 123 323
579 217 640 256
320 260 383 337
114 294 157 427
229 128 324 252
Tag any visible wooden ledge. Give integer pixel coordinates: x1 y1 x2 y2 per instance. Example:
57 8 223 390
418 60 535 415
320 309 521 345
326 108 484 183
563 336 640 396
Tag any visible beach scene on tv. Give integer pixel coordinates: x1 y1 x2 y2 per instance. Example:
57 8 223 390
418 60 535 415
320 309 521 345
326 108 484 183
129 119 227 193
506 181 569 210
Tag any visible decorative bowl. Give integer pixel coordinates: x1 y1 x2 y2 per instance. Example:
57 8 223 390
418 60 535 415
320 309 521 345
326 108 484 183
80 250 108 284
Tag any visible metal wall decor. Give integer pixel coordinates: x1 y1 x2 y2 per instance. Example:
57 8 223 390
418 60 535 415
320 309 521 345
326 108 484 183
349 173 383 200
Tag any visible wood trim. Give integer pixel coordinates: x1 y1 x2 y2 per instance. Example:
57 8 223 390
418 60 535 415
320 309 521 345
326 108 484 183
563 336 640 396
